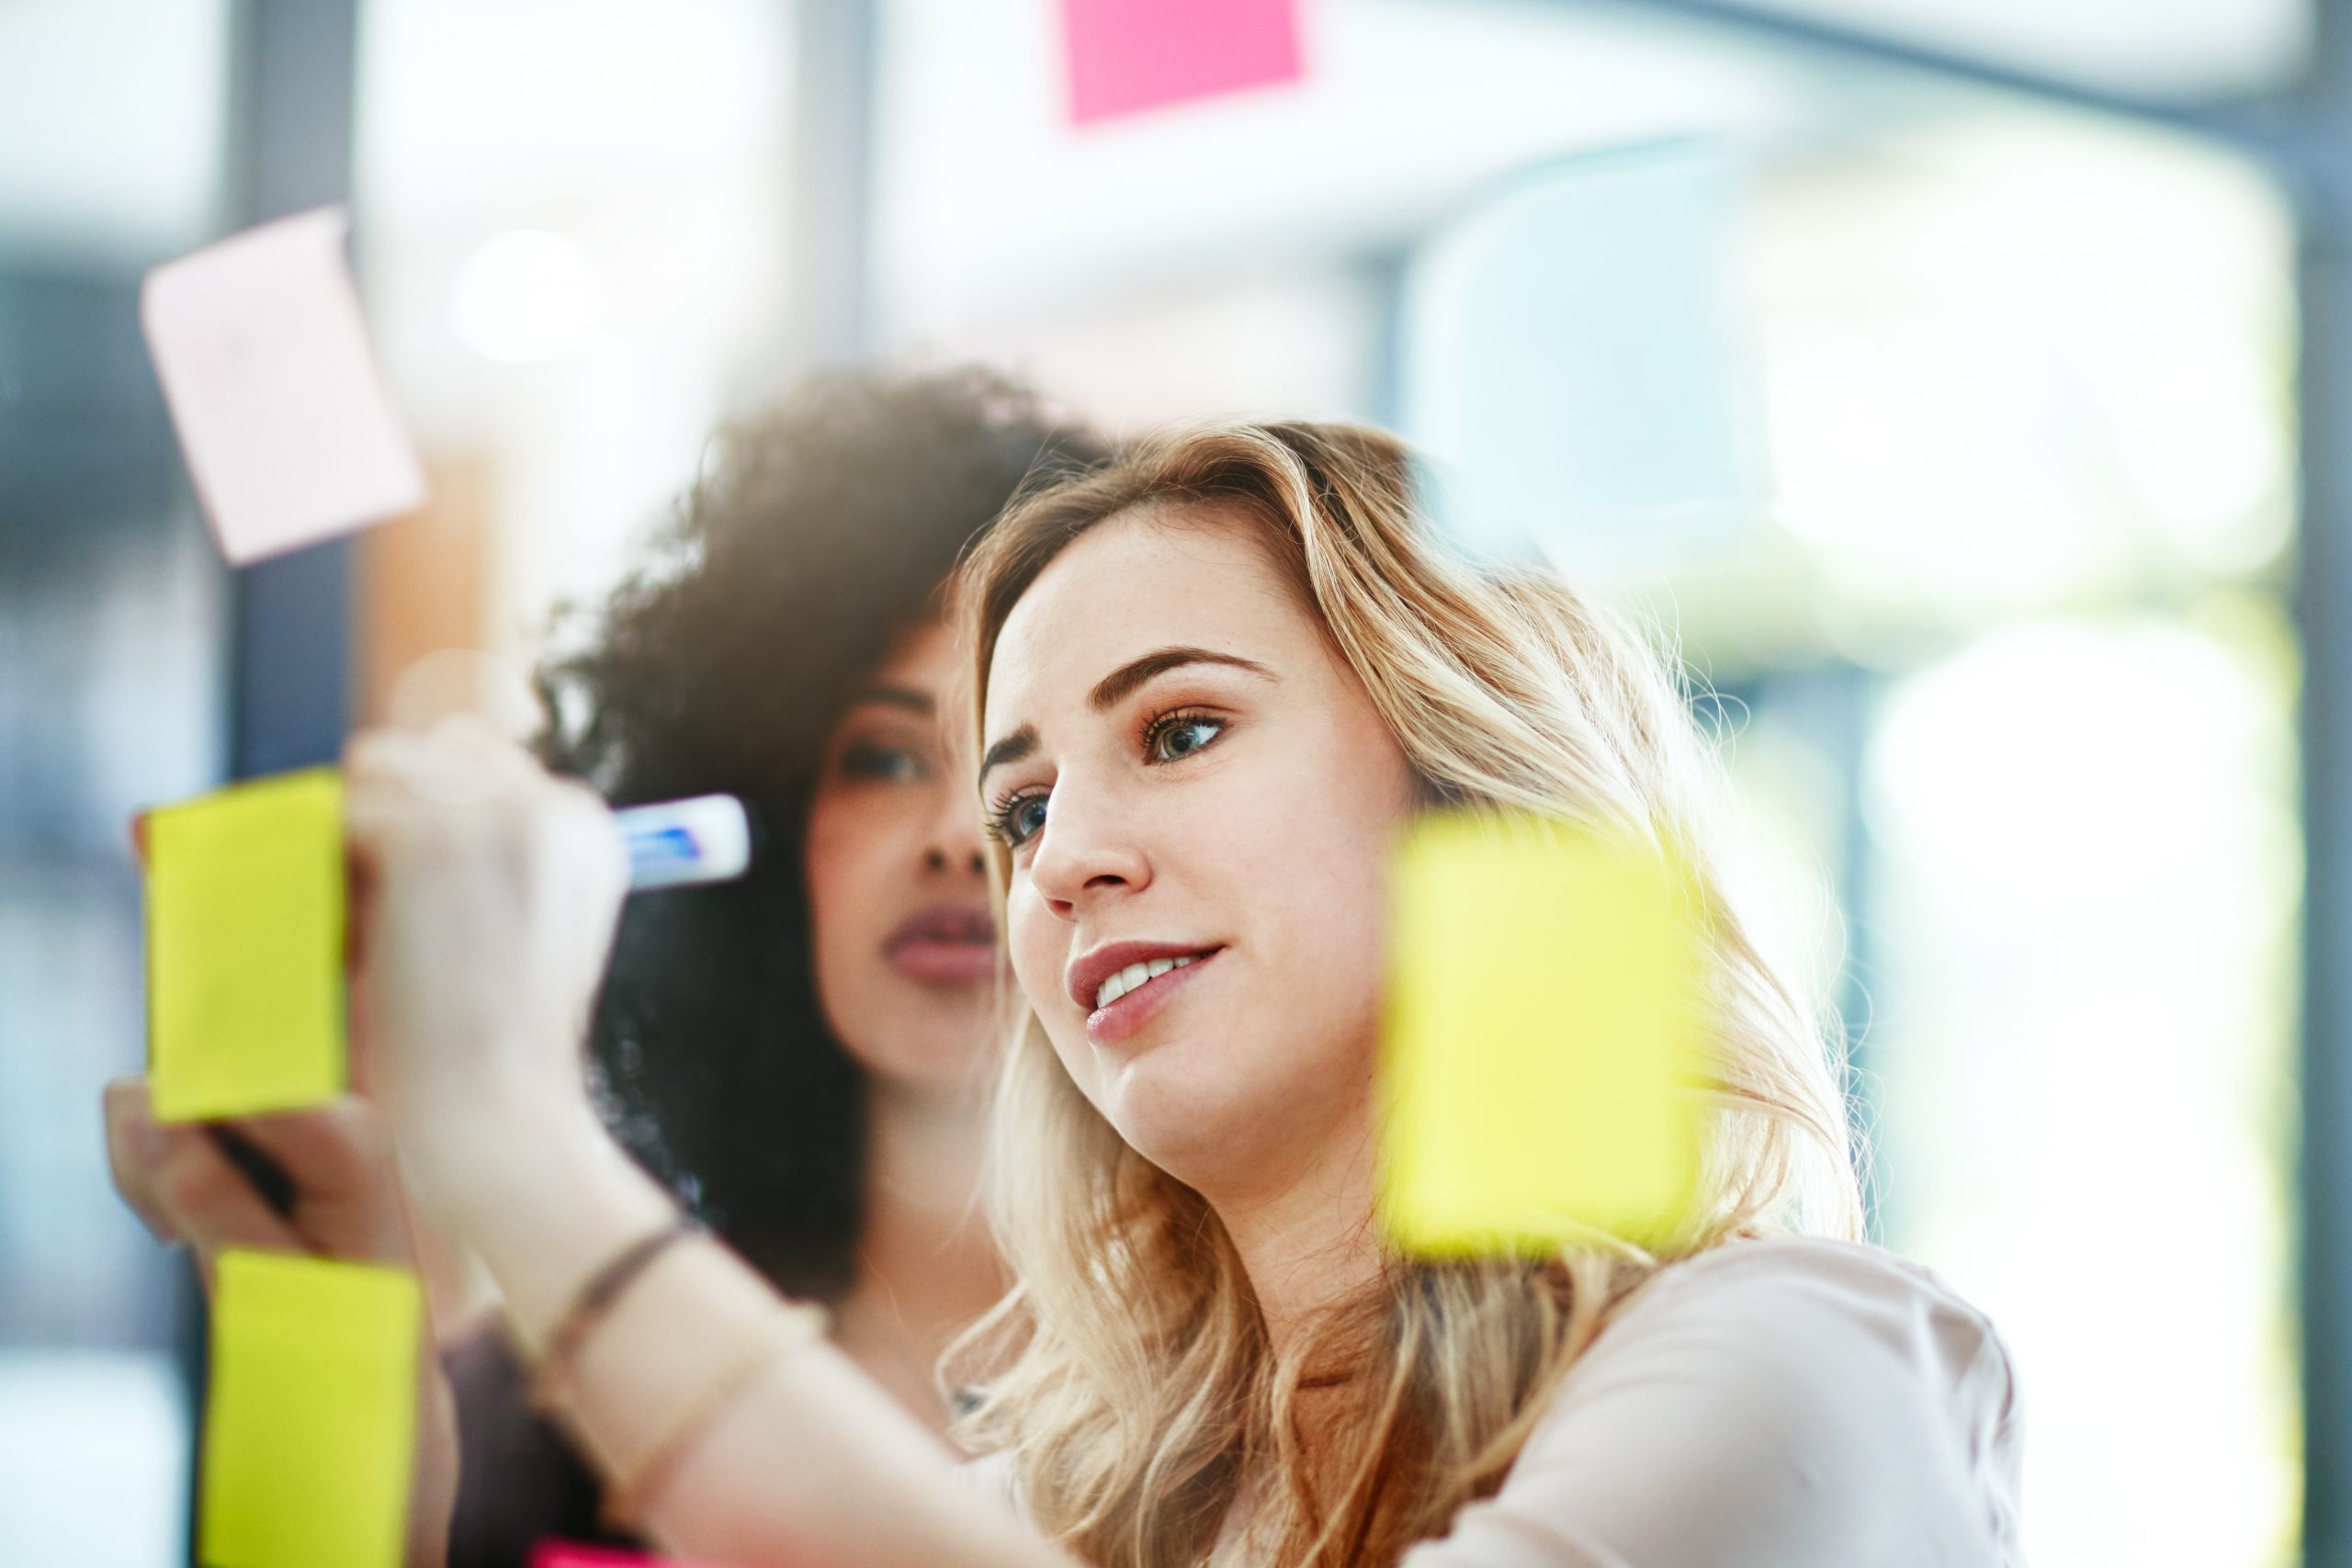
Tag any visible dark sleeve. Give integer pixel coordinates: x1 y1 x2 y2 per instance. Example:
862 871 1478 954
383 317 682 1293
441 1326 644 1568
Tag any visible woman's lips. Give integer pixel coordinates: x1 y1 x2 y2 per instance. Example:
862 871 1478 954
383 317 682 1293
1086 947 1221 1049
883 906 1000 986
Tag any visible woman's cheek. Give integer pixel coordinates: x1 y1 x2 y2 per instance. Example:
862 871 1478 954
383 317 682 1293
806 782 893 903
803 794 886 968
1004 886 1066 1027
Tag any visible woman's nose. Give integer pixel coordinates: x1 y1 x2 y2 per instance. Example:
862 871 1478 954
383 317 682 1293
1025 790 1147 917
922 786 988 876
925 842 985 875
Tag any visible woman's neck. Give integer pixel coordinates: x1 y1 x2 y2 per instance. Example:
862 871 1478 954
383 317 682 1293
1207 1125 1385 1358
829 1077 1006 1437
1203 1131 1388 1550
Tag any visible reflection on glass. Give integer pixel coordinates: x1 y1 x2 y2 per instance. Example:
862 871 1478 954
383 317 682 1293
1864 608 2300 1566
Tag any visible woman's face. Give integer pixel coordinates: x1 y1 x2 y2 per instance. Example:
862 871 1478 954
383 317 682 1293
804 616 1001 1098
980 505 1420 1202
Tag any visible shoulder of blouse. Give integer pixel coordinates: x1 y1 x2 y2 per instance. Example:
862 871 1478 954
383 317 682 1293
1400 1235 2026 1568
958 1448 1023 1515
1584 1234 2021 1427
959 1242 2026 1566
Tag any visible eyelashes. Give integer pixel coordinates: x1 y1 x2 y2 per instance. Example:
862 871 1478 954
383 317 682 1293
984 785 1048 850
984 705 1232 851
1141 707 1225 763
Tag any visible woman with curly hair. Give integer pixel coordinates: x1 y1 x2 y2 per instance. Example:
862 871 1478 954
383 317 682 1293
104 367 1111 1562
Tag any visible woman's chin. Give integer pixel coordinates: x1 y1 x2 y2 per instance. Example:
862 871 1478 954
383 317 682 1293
1096 1061 1275 1187
845 1010 1001 1096
1089 1016 1375 1202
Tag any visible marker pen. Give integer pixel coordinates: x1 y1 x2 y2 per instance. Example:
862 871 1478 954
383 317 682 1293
617 794 756 892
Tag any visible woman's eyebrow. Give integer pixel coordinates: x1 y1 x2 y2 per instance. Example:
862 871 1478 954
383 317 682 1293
978 724 1038 786
977 649 1272 787
1087 646 1275 712
845 682 933 716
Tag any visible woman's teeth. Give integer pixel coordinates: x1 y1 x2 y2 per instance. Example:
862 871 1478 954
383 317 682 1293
1094 953 1198 1011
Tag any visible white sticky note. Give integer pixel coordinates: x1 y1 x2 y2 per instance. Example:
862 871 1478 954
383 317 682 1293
141 207 426 565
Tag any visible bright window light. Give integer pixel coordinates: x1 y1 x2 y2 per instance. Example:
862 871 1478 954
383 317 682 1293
450 228 598 365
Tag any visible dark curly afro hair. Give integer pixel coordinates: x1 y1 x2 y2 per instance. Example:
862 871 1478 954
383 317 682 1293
532 367 1111 1300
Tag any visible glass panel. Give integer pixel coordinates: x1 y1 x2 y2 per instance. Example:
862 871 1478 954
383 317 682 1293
0 6 238 1558
1711 110 2304 1566
1863 604 2300 1565
1731 0 2312 100
352 0 797 648
0 0 232 265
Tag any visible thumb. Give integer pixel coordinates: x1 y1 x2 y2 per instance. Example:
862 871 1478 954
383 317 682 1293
220 1098 411 1264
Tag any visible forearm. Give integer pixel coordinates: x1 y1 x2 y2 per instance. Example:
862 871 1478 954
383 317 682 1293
420 1098 1068 1568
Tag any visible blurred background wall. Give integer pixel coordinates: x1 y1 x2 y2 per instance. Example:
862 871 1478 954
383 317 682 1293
0 1 2334 1562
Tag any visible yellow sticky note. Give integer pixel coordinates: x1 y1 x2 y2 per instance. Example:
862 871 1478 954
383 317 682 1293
1378 813 1711 1257
201 1251 422 1568
146 768 345 1122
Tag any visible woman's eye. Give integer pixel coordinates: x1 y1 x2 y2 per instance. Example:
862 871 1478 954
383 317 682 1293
995 792 1049 848
1147 715 1225 763
839 741 926 783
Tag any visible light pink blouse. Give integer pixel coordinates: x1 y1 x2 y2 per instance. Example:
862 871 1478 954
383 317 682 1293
1396 1237 2023 1566
968 1237 2026 1566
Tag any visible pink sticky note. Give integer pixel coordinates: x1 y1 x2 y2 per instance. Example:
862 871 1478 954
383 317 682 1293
531 1545 729 1568
1062 0 1304 125
141 207 427 565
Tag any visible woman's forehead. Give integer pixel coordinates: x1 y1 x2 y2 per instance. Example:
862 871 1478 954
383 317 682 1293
986 511 1301 710
873 615 956 682
831 616 956 733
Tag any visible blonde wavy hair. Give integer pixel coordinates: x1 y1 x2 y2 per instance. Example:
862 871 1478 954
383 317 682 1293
946 423 1863 1567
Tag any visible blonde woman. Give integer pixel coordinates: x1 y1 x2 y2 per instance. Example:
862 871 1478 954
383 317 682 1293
343 423 2023 1566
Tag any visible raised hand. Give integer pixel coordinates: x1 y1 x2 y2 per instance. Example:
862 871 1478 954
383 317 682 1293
339 718 628 1218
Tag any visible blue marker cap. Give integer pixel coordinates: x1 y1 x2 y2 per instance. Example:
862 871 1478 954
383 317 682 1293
616 795 754 892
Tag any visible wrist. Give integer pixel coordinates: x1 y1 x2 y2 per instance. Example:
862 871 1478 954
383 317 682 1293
395 1072 616 1236
391 1083 682 1359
